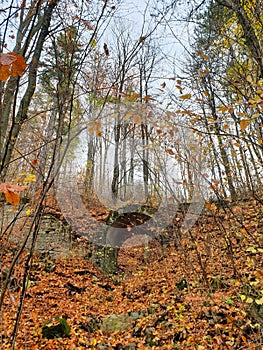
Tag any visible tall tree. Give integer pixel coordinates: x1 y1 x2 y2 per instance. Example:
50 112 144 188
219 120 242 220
0 0 59 179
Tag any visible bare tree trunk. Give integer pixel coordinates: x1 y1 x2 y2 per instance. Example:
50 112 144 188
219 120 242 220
128 124 135 200
0 0 59 179
141 123 149 198
121 123 128 200
85 136 96 191
112 117 121 202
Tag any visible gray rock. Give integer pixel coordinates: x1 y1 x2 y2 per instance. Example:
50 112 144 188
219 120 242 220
100 313 132 333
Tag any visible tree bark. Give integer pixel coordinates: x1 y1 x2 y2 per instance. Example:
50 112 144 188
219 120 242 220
0 0 59 179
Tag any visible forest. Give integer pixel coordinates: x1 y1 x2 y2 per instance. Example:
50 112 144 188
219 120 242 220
0 0 263 348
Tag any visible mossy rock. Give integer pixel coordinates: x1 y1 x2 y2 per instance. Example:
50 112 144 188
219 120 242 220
42 317 70 339
100 313 132 333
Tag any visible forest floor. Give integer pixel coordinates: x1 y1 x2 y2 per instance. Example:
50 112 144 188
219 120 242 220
0 197 263 349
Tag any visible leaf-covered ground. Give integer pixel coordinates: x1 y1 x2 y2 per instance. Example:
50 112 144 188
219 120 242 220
1 198 263 349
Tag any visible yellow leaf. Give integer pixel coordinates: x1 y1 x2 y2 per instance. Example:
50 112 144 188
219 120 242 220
90 38 96 48
26 209 32 215
24 174 36 183
255 297 263 305
180 93 191 100
240 119 251 131
246 297 253 304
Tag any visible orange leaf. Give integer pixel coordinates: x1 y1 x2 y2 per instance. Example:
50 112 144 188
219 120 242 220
0 52 26 82
200 54 209 60
10 53 26 77
142 95 154 101
240 228 247 235
0 182 27 208
180 93 191 100
241 336 247 344
240 119 251 131
0 65 11 81
165 149 174 155
126 93 140 101
210 203 217 211
5 190 20 208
